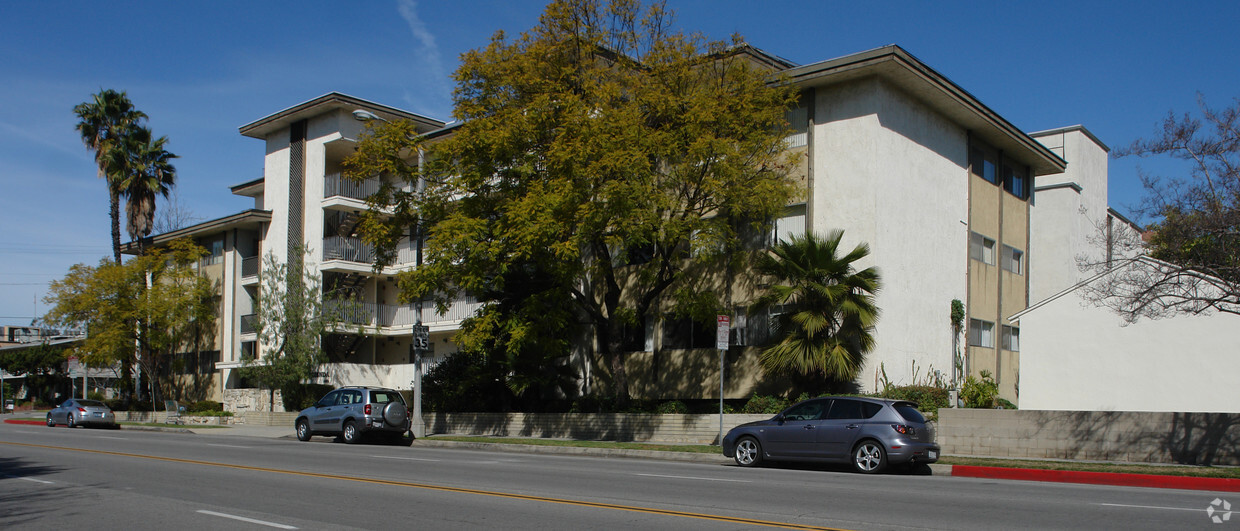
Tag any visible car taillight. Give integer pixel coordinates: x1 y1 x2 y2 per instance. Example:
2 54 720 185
77 407 87 413
891 424 916 436
364 404 372 415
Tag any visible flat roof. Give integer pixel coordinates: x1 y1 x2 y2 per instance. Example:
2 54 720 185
239 92 447 140
781 45 1067 176
121 209 271 255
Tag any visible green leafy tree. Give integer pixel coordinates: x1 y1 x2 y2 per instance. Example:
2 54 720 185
0 342 71 405
752 231 881 393
42 239 217 403
1085 95 1240 320
241 246 361 411
74 89 148 264
345 0 798 403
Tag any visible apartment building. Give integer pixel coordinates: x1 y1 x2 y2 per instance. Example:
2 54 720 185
137 45 1180 409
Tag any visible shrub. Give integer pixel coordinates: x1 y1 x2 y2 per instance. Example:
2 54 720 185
87 391 106 401
996 398 1017 410
960 370 999 408
656 400 688 414
280 383 335 412
742 394 788 414
187 400 222 413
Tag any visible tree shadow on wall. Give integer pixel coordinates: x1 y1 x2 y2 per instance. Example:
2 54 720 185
1165 413 1240 466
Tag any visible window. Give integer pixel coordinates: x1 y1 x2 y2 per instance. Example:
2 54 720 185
204 239 224 265
1002 245 1024 274
969 319 994 348
785 104 808 148
620 316 654 352
1003 162 1029 199
970 232 996 265
970 147 998 185
1002 325 1020 351
770 204 806 246
662 316 715 349
783 399 828 421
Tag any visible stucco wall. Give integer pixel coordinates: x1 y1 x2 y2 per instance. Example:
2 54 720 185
812 78 968 392
1016 276 1239 412
938 408 1240 465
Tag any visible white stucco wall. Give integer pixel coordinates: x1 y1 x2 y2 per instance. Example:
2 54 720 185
1017 280 1239 412
812 79 969 391
1030 128 1111 301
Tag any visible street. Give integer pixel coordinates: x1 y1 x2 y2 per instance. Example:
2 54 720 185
0 422 1230 530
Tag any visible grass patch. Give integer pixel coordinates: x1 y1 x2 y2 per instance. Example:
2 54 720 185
119 421 228 429
430 435 719 454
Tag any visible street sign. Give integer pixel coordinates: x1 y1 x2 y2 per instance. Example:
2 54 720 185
413 325 430 351
716 315 730 350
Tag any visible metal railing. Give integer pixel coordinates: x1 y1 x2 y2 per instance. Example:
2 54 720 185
323 236 375 264
324 173 379 201
241 256 259 278
324 297 484 328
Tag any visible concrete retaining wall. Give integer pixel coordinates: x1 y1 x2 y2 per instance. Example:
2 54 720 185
116 411 234 425
424 413 771 444
938 408 1240 466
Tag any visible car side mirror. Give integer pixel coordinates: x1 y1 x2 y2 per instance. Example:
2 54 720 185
774 413 786 424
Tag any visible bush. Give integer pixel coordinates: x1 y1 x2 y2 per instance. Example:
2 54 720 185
186 400 222 413
996 398 1017 410
281 383 335 412
87 391 106 401
742 394 788 414
879 385 950 418
960 370 999 408
655 400 688 414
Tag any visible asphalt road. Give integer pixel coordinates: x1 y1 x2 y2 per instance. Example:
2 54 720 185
0 422 1231 530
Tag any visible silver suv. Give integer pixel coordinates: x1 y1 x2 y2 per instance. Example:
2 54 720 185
295 386 412 445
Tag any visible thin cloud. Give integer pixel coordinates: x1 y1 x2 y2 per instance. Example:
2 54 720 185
396 0 452 113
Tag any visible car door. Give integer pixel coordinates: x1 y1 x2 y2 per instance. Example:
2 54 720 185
308 390 341 431
763 399 830 458
816 399 878 459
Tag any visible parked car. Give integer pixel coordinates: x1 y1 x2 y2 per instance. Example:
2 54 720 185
47 399 118 429
295 386 412 445
722 396 938 473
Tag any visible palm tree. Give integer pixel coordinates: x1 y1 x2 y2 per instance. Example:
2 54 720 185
752 230 881 391
74 89 147 263
118 126 177 255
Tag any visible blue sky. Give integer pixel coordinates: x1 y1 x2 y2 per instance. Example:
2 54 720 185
2 0 1238 327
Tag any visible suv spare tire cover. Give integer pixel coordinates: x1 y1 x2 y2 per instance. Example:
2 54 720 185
383 402 408 426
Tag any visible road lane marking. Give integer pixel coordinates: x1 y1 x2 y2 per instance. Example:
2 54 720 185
99 436 128 440
197 510 297 529
370 455 442 462
206 443 251 449
636 473 751 483
2 441 849 530
1098 503 1206 513
4 474 54 484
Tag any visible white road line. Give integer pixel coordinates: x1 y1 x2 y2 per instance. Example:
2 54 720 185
370 455 442 462
196 510 298 529
4 475 54 485
1098 503 1206 513
98 436 128 440
635 473 750 483
206 443 251 449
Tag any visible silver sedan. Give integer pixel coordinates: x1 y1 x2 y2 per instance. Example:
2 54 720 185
47 399 118 429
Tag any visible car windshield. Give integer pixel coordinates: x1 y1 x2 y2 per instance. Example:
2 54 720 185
371 391 404 405
77 400 107 407
893 403 926 423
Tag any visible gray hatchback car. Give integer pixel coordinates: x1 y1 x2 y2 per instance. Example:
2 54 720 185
295 386 412 445
722 396 938 473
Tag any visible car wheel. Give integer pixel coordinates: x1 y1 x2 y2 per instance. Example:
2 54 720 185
47 415 56 427
342 420 360 444
296 419 313 442
66 414 76 429
734 436 764 467
853 440 887 474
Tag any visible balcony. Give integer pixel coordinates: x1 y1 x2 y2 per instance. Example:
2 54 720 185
323 235 375 264
324 173 379 201
241 256 259 279
324 298 483 329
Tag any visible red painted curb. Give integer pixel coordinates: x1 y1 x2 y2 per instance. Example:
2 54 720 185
952 465 1240 492
3 419 47 426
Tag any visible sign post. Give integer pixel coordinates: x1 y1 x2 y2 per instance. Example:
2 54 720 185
716 315 730 445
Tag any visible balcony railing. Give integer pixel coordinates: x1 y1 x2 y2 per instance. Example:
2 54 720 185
324 173 379 201
241 256 259 278
323 235 375 264
324 297 484 328
240 314 257 335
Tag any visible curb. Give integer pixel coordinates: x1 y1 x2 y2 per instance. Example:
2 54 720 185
951 465 1240 493
414 438 733 464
